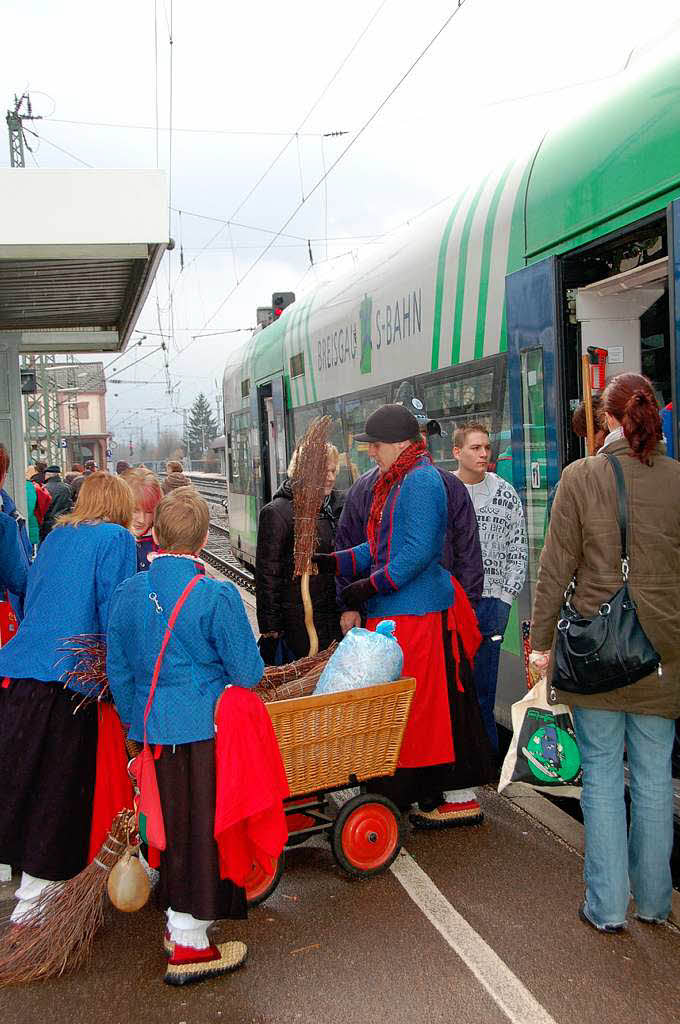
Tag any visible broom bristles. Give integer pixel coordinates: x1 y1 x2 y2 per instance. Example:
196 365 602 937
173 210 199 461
58 633 110 710
291 416 332 578
255 642 337 702
0 810 134 986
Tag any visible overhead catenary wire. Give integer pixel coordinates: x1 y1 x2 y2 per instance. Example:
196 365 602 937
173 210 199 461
103 344 165 383
196 0 471 337
22 126 93 167
42 117 331 137
153 0 160 167
153 2 388 318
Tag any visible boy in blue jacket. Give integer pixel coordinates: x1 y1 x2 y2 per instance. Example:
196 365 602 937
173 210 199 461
107 486 264 986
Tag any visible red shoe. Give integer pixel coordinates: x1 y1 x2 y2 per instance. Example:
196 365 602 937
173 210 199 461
163 941 247 986
410 799 484 829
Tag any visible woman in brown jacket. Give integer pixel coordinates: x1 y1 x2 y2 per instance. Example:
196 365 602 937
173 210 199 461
531 372 680 933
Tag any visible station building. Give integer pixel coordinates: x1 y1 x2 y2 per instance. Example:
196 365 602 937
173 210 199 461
0 168 167 512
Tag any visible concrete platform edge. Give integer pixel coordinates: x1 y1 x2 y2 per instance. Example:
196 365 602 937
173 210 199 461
500 787 680 928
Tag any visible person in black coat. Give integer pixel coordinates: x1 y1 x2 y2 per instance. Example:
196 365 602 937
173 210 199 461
256 444 344 663
39 466 74 542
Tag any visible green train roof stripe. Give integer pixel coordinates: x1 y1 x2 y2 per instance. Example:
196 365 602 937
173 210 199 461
451 173 491 366
223 48 680 412
474 161 514 360
430 189 468 371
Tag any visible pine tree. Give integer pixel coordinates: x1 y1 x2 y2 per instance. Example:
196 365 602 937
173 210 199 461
185 392 218 459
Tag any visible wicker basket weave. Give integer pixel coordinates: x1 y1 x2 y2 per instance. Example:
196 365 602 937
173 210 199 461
266 677 416 797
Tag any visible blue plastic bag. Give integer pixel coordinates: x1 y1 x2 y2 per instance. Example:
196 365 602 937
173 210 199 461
314 620 403 695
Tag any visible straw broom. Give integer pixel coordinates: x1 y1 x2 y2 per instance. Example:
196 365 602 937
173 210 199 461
58 634 109 711
256 642 337 702
0 810 135 986
290 416 332 657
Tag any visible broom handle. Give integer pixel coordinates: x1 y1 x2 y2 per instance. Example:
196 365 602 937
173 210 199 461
301 570 319 656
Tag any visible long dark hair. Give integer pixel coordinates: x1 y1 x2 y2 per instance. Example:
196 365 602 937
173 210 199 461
602 372 662 464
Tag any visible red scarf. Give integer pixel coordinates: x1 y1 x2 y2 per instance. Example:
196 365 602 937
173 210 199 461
367 438 431 557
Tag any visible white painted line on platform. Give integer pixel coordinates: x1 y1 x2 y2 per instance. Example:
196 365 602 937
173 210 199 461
391 849 559 1024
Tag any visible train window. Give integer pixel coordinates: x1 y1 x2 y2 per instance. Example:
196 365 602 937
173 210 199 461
493 384 513 484
229 410 251 494
323 399 352 491
423 369 496 470
519 348 548 596
343 390 389 479
292 404 324 445
290 352 305 378
241 378 250 398
640 291 671 405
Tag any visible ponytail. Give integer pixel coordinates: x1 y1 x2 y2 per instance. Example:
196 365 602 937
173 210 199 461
602 373 662 464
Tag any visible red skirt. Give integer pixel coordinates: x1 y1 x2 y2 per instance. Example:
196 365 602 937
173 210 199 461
366 611 455 769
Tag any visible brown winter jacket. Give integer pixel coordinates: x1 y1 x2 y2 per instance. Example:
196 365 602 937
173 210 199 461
530 436 680 718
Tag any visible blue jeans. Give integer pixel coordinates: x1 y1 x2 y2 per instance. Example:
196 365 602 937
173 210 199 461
572 707 675 928
472 597 511 753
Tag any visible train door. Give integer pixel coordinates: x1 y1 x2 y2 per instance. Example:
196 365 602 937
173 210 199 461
667 198 680 456
253 376 289 506
505 256 565 626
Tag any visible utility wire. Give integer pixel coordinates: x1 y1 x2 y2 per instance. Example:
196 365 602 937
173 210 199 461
22 127 93 167
197 0 471 336
227 0 389 224
153 0 160 167
159 0 390 317
103 345 164 382
43 117 329 137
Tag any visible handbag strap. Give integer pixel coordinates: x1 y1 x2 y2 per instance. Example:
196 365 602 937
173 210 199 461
601 452 629 579
143 574 204 746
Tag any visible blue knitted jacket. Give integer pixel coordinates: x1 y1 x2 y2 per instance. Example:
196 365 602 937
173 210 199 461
0 522 136 683
106 554 264 744
334 459 454 617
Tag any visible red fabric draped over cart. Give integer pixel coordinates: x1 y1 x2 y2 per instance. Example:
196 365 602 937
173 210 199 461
214 686 289 887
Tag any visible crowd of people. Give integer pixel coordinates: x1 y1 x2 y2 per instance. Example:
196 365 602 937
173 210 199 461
0 369 677 990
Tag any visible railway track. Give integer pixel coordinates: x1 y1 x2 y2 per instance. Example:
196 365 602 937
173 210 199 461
202 544 256 593
202 518 256 593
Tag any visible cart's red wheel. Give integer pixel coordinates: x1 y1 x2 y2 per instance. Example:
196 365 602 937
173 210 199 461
245 852 284 906
331 794 403 877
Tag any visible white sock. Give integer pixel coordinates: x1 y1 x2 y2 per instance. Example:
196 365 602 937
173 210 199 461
10 872 63 924
166 907 214 950
442 788 478 805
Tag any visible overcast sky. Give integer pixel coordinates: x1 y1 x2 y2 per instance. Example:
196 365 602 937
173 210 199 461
3 0 680 444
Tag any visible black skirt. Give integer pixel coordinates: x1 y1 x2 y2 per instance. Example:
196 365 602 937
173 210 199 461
155 739 247 922
0 678 98 880
369 612 497 811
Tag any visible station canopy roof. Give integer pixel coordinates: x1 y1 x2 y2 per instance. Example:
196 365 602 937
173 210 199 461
0 169 167 353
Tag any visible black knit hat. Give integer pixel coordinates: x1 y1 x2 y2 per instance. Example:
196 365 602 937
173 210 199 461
45 465 61 474
354 404 421 443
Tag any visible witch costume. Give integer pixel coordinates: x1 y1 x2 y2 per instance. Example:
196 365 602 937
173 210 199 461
0 522 136 920
323 424 494 824
106 552 267 985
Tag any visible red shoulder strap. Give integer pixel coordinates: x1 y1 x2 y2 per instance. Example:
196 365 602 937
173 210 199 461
143 574 204 742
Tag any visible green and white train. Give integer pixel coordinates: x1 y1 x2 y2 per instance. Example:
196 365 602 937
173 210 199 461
223 46 680 725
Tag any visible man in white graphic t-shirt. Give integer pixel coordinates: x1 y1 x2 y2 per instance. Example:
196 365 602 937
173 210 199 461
453 423 528 752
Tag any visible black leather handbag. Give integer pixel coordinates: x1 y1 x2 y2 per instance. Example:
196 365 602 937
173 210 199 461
551 452 661 697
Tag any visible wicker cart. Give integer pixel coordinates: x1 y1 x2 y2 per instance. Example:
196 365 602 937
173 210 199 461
245 676 416 905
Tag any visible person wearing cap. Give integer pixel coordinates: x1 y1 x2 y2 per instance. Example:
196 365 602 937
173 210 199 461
315 404 493 828
336 401 482 625
39 465 73 542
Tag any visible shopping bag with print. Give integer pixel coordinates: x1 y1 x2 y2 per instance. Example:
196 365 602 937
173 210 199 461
498 676 582 798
